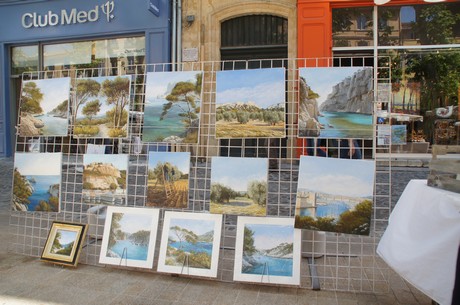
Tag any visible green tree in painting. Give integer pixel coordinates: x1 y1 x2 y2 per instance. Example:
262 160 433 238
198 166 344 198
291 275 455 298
247 180 267 206
151 162 182 184
13 168 32 205
130 230 150 246
108 213 124 249
21 82 44 114
101 76 130 128
336 200 372 235
243 226 256 256
82 99 101 122
75 79 101 123
170 226 198 250
51 231 62 253
210 183 237 204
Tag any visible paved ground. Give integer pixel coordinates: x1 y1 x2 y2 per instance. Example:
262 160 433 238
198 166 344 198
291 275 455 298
0 157 434 305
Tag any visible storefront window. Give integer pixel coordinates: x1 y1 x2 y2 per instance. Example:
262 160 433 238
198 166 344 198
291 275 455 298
11 45 38 75
332 7 373 48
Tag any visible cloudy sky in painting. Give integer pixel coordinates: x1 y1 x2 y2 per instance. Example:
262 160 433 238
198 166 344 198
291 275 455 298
216 68 285 108
169 218 214 236
246 224 293 251
145 71 200 100
116 212 154 234
297 155 375 198
148 152 190 174
23 78 70 113
14 152 62 175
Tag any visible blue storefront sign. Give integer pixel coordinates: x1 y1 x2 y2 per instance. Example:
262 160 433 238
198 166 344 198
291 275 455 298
0 0 171 156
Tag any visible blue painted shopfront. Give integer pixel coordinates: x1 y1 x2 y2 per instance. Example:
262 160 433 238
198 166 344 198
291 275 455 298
0 0 171 156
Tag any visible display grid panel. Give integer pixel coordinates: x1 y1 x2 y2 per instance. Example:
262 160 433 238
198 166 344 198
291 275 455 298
9 57 393 293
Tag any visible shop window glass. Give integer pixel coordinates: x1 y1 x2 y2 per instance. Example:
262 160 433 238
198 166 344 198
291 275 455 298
332 7 373 48
11 45 38 75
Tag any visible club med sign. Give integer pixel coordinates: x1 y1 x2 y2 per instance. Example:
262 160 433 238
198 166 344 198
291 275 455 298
22 1 115 29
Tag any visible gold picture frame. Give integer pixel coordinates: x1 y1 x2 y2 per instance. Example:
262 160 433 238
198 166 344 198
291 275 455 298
41 221 88 267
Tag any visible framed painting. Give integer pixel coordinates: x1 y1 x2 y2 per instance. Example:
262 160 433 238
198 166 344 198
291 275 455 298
41 221 88 267
73 75 131 139
233 216 301 285
294 156 376 235
142 71 203 143
99 206 160 269
18 77 70 137
12 152 62 212
215 68 286 138
146 152 190 208
298 67 373 139
391 125 407 145
82 154 128 206
157 211 222 277
210 157 268 216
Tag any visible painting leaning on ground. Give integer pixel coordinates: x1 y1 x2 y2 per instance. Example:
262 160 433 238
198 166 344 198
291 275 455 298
12 152 62 212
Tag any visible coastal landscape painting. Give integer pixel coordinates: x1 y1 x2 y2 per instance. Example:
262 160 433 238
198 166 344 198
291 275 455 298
12 152 62 212
82 154 128 206
99 206 160 268
298 67 373 139
74 75 131 138
18 78 70 137
210 157 268 216
147 152 190 209
41 221 87 267
215 68 286 138
233 216 301 285
157 211 222 277
142 71 202 143
294 156 376 235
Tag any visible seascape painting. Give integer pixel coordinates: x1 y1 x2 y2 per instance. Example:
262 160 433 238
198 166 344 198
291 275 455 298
142 71 203 143
215 68 286 138
18 78 70 137
210 157 268 216
157 212 222 277
147 152 190 209
294 156 376 235
74 75 131 138
298 67 373 139
233 216 301 285
82 154 128 206
50 229 77 256
12 152 62 212
99 206 160 268
391 125 407 145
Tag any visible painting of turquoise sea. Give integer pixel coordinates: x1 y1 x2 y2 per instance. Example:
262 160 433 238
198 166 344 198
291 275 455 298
12 152 62 212
294 156 376 235
234 216 301 285
142 71 203 143
157 211 222 277
18 78 70 137
99 206 160 269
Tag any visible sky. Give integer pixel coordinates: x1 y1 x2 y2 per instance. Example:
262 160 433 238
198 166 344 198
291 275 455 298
245 224 293 250
83 154 128 170
169 218 214 236
76 75 131 118
148 152 190 174
297 156 375 198
299 67 371 106
14 152 62 175
55 229 78 246
215 68 285 108
145 71 200 99
24 78 70 113
211 157 268 192
116 212 154 234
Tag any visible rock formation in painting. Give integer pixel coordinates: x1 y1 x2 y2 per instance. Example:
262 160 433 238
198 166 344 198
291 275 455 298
298 77 322 137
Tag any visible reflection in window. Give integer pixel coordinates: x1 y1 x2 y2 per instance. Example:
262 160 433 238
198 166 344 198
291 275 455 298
11 45 38 75
332 7 373 47
357 15 367 30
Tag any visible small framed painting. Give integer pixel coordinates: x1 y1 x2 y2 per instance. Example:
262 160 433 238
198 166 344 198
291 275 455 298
157 211 222 278
41 221 88 267
233 216 301 285
99 206 160 269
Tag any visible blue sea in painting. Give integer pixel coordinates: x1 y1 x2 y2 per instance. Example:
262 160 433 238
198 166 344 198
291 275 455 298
318 112 372 138
35 114 68 136
25 175 60 211
169 241 212 255
244 254 293 277
299 201 350 219
110 239 148 261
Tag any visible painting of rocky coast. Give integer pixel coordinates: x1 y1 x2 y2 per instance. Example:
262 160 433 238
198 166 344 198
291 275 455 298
142 71 202 143
12 152 62 212
99 206 160 268
215 68 285 138
298 67 373 139
18 78 70 137
233 216 300 285
82 154 128 206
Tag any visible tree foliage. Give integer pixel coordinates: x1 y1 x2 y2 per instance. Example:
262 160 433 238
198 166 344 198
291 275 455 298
101 77 130 128
108 212 124 249
210 183 237 203
21 81 44 114
75 79 101 122
13 168 32 205
82 99 101 121
243 227 256 256
247 180 267 206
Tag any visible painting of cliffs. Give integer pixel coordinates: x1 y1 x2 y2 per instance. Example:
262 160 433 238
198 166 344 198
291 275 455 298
233 216 300 285
298 67 373 139
215 68 286 138
82 154 128 206
142 71 202 144
12 152 62 212
18 78 70 137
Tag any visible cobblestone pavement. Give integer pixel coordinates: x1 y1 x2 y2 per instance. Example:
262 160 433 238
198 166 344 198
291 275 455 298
0 157 434 305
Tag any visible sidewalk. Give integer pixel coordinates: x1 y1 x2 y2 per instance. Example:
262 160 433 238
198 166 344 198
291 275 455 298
0 158 433 305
